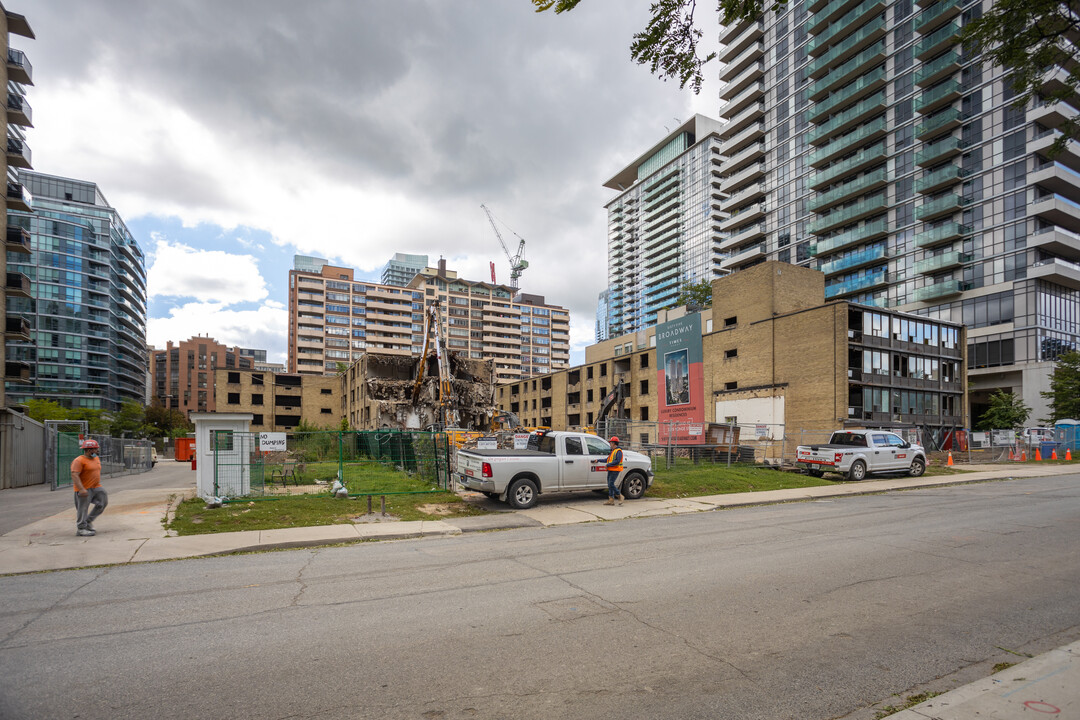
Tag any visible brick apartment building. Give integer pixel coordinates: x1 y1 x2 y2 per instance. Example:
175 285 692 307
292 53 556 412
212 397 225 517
499 262 968 441
213 369 341 431
149 336 258 417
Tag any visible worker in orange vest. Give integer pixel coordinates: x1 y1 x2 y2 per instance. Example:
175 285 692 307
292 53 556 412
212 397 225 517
604 436 624 506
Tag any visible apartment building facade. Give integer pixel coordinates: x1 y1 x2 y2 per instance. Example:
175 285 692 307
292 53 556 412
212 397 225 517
149 336 260 417
713 0 1080 421
213 368 341 431
501 262 967 438
6 171 147 411
602 114 729 337
287 257 570 382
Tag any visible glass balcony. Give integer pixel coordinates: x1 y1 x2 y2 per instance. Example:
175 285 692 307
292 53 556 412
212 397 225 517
915 21 959 60
808 0 864 31
6 137 31 169
808 18 886 77
915 0 961 34
916 193 969 221
809 140 886 188
915 250 970 274
6 48 33 85
808 0 886 55
809 41 886 100
819 244 889 275
915 78 960 114
825 270 889 298
916 135 968 166
809 91 886 144
810 219 890 255
915 164 968 194
812 67 886 122
916 106 963 138
809 195 888 234
809 168 888 212
915 221 971 247
913 279 967 301
6 93 32 126
809 117 887 167
915 51 960 87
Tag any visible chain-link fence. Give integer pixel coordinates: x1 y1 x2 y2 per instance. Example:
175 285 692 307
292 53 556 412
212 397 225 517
963 427 1078 463
211 429 454 498
53 432 154 489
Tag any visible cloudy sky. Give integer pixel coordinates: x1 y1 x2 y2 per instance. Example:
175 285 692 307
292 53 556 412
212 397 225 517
24 0 720 365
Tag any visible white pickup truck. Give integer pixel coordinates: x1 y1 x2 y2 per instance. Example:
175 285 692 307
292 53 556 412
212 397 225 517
456 430 654 509
795 429 927 481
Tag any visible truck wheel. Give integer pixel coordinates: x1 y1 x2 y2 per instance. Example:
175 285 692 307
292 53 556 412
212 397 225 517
806 468 824 478
847 460 867 482
507 478 538 509
909 457 926 477
621 471 646 500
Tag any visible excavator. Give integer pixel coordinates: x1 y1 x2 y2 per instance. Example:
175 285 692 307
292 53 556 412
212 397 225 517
411 300 458 430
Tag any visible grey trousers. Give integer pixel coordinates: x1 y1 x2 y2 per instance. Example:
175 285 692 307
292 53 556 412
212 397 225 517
74 487 108 530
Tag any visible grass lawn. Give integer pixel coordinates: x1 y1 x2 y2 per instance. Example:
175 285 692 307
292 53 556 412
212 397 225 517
647 460 839 498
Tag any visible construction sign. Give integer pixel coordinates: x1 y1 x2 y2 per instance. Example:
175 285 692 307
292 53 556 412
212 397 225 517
656 314 705 444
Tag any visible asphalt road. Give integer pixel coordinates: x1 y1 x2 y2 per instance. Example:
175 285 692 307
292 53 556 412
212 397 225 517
1 474 1078 720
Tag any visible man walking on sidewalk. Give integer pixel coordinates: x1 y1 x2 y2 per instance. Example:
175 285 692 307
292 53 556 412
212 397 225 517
72 439 107 537
604 436 624 506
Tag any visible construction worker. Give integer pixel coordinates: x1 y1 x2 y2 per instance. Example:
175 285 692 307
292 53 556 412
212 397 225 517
71 439 107 537
604 436 624 506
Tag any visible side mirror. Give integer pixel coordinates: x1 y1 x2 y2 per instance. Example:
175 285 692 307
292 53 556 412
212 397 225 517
901 441 911 448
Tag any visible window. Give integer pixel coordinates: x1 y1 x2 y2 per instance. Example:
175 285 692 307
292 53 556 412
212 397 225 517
564 437 583 455
227 393 240 404
227 372 240 384
584 437 610 456
725 348 737 359
320 388 332 395
320 408 332 414
640 380 648 394
640 407 649 421
725 381 738 390
251 394 263 405
640 354 649 368
251 414 263 426
724 316 737 327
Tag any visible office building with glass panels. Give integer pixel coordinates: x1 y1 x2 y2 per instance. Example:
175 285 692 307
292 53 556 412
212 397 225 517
6 171 148 411
381 252 428 287
714 0 1080 420
601 115 728 338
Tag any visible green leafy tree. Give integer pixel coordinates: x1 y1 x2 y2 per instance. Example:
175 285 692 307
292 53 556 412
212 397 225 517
109 401 147 437
532 0 1080 148
25 399 71 423
977 389 1031 431
1041 350 1080 423
676 279 713 309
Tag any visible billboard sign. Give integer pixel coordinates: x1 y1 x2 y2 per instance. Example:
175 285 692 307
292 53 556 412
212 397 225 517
656 313 705 444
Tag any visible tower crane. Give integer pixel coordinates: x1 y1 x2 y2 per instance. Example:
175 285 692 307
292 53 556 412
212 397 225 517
481 204 528 291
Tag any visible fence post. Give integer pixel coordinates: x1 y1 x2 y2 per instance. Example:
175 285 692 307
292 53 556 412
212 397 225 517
338 431 344 482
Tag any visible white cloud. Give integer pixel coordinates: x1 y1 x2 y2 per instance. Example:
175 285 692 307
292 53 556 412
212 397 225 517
146 239 269 304
147 301 289 364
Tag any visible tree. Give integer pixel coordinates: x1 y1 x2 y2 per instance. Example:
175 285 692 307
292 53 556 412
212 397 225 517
676 279 713 310
1041 350 1080 423
977 389 1031 431
532 0 1080 148
109 401 146 437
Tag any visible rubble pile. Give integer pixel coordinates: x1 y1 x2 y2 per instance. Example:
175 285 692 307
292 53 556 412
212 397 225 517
356 352 496 430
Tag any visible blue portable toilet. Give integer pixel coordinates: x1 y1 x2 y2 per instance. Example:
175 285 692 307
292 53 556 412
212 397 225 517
1055 419 1079 453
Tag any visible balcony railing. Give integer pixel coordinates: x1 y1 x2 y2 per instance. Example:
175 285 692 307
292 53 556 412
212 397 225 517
915 51 960 87
810 218 890 255
812 67 887 121
915 77 960 113
914 221 971 247
808 0 886 55
915 21 959 59
915 164 968 193
820 244 889 275
916 193 970 221
809 91 886 144
916 106 963 138
808 18 886 77
809 167 888 212
809 195 888 235
809 140 886 188
6 49 33 84
914 0 961 34
825 270 889 298
916 135 969 166
809 117 887 166
6 92 32 125
913 279 968 301
914 250 970 274
809 41 886 100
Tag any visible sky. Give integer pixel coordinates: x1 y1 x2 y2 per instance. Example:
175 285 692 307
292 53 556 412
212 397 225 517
24 0 720 366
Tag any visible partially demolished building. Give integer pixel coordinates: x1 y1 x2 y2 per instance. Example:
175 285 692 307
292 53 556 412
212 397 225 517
341 351 497 431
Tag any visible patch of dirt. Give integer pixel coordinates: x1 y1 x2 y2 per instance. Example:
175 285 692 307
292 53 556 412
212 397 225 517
416 503 464 516
351 513 402 523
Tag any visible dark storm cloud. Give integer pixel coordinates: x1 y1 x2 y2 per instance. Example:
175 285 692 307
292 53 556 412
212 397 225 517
27 0 711 338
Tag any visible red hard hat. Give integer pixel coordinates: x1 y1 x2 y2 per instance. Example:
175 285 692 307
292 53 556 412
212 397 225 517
81 439 99 450
609 436 619 443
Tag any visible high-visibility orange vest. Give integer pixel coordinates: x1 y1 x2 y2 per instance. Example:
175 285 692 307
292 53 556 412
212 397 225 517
606 448 623 472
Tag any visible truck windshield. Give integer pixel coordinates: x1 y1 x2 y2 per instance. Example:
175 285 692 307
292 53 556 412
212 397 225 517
829 432 868 446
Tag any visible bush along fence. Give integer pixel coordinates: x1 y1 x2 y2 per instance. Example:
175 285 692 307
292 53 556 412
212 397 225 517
210 429 454 499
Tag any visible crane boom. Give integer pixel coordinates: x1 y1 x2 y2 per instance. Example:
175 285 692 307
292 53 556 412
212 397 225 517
480 204 529 290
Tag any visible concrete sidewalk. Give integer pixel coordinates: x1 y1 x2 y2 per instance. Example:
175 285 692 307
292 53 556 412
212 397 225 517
2 461 1077 575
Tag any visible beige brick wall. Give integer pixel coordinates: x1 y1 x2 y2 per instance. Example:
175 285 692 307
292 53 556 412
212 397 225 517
215 369 343 431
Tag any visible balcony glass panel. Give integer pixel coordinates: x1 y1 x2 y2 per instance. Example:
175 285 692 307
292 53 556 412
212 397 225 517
809 168 888 212
825 269 889 298
808 0 884 54
915 78 960 113
915 51 960 85
915 164 968 193
914 221 971 247
810 117 887 165
913 279 966 301
809 91 885 144
810 220 889 255
809 141 886 188
916 135 968 165
809 195 888 234
914 250 969 273
809 41 885 99
915 0 960 32
916 106 962 137
813 67 886 120
819 244 889 275
915 21 959 58
916 193 968 220
808 18 886 76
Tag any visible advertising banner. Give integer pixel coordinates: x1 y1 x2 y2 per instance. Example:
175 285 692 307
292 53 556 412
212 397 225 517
656 314 705 444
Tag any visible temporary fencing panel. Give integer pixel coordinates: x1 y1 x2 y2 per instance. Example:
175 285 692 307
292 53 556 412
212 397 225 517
212 429 453 499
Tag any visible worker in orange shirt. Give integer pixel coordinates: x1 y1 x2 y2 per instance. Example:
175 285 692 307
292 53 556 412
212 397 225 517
71 439 108 537
604 436 624 506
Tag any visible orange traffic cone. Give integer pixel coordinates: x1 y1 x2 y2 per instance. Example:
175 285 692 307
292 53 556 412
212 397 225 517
1021 450 1027 461
947 451 953 466
1008 447 1015 461
1035 448 1043 461
1052 449 1058 460
1068 449 1073 461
